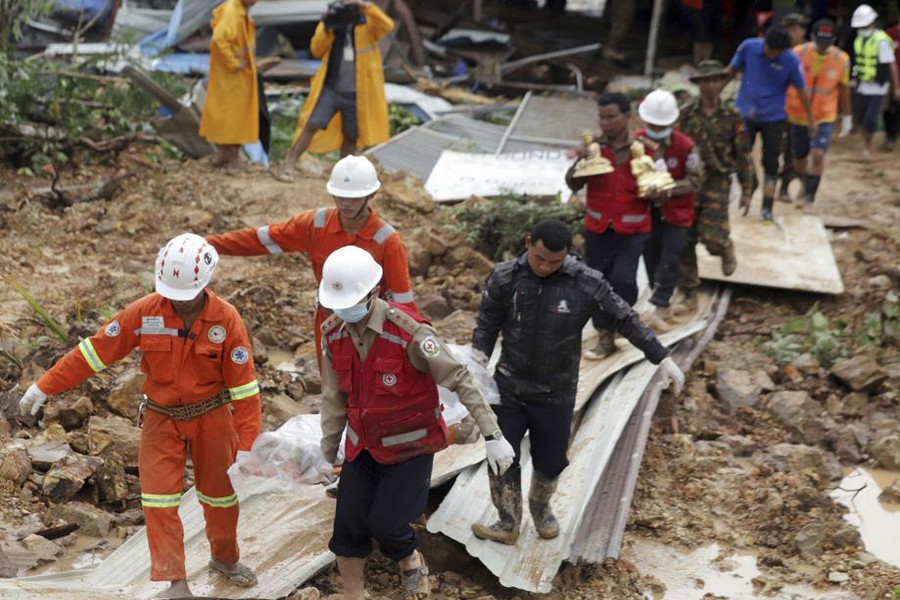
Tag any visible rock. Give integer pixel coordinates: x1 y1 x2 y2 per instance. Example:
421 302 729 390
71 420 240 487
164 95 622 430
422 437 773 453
255 326 279 347
289 588 321 600
827 571 850 583
21 534 63 562
105 370 145 419
764 391 823 444
795 521 827 558
265 393 310 427
753 443 842 481
0 442 32 485
840 392 869 417
416 293 453 320
95 455 128 504
87 415 141 469
48 501 115 537
57 396 94 431
867 274 892 290
0 415 10 437
423 231 451 257
717 434 759 457
444 247 494 278
42 453 104 503
868 435 900 470
26 440 70 471
67 430 90 455
713 369 760 408
878 478 900 503
252 337 269 365
831 526 862 549
790 353 820 374
752 371 776 392
830 355 887 392
406 240 432 278
828 425 864 463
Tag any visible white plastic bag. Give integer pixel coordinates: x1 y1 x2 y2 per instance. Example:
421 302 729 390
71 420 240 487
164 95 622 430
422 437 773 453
438 344 501 426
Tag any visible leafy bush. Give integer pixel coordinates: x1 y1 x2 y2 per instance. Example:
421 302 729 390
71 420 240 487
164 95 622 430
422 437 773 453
856 291 899 348
451 195 584 261
761 304 849 368
388 103 421 136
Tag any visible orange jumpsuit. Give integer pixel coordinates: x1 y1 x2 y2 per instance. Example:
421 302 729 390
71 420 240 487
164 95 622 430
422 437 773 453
37 290 262 582
206 206 416 363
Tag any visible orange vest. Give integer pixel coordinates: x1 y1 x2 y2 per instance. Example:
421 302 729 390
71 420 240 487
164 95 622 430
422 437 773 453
786 43 848 124
326 303 447 465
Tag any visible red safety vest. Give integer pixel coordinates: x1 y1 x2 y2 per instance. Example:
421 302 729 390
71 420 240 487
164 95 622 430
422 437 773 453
326 303 447 465
635 129 697 228
584 146 650 235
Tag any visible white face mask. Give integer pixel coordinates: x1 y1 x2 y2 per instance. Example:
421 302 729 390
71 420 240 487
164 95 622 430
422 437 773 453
859 27 875 37
645 127 673 141
334 301 371 323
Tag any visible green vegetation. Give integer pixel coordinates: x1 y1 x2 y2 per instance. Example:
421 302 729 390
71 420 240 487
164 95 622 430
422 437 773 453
5 277 67 342
388 103 421 136
762 293 899 367
451 194 583 261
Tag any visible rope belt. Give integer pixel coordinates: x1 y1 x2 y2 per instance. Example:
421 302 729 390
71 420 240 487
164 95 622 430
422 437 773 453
139 391 229 425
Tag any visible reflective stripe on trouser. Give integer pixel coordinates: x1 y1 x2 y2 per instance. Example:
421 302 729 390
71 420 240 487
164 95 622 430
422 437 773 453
679 174 733 289
139 406 240 581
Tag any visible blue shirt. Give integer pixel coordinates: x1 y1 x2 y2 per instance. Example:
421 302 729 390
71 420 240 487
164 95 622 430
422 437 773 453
729 38 806 123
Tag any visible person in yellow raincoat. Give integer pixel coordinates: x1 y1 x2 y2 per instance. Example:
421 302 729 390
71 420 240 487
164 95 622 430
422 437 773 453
199 0 260 171
273 0 393 182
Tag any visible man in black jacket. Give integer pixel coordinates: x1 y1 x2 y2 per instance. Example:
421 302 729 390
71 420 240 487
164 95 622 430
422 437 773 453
470 220 684 545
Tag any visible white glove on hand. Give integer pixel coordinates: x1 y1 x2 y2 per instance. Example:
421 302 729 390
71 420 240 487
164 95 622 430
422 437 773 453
658 357 685 395
485 436 515 476
838 115 852 138
19 383 48 416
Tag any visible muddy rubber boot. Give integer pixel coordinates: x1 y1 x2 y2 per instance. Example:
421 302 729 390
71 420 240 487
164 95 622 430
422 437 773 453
721 244 737 277
529 472 560 540
672 288 698 316
642 304 675 333
585 330 617 360
471 466 522 545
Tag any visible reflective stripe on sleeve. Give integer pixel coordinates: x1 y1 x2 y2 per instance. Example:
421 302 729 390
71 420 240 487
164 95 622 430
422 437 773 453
141 492 182 509
229 380 260 401
373 223 396 244
314 208 328 228
391 290 415 304
257 225 284 254
197 491 238 508
78 339 107 373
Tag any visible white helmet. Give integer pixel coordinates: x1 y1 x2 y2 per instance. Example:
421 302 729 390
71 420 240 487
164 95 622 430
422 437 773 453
638 89 680 126
155 233 218 301
326 155 381 198
851 4 877 28
318 246 383 310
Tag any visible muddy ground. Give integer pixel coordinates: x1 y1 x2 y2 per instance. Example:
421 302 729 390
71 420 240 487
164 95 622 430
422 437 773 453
1 132 899 600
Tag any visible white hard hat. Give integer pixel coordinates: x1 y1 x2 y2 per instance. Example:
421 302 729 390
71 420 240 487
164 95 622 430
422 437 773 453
155 233 219 301
318 246 383 310
638 89 680 126
851 4 877 28
325 155 381 198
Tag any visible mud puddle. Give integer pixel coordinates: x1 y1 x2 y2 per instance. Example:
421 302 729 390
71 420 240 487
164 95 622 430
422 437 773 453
626 538 857 600
832 468 900 568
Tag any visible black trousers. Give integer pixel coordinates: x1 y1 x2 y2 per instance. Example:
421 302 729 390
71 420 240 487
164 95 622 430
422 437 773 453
644 207 689 308
329 450 432 561
585 228 648 329
745 119 784 179
494 390 574 480
885 97 900 143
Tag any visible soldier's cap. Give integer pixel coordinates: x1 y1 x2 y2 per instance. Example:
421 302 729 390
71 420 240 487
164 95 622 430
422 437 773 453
813 18 837 42
689 60 728 83
781 12 811 27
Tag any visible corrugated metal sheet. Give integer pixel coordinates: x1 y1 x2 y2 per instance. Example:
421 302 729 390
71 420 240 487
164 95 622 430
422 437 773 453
367 116 508 179
497 92 598 154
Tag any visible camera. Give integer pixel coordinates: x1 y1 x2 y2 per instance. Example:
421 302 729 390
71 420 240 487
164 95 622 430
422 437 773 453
324 1 362 30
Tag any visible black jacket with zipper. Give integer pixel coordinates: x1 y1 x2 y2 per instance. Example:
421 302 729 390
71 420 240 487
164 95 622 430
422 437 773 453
472 253 668 405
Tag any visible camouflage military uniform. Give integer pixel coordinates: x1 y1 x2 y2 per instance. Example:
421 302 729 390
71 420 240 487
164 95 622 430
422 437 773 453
678 100 753 289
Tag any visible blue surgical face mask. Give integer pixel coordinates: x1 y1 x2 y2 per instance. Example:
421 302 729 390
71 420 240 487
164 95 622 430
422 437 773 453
645 127 673 141
334 301 371 323
859 27 874 37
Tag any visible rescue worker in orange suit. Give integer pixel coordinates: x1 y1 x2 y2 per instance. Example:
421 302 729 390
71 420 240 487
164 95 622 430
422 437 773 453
199 0 261 172
18 233 262 599
317 246 515 600
273 0 393 182
565 92 650 360
635 90 704 332
206 154 416 366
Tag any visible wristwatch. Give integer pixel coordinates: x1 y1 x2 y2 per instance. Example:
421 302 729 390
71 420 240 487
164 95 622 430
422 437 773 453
485 430 504 441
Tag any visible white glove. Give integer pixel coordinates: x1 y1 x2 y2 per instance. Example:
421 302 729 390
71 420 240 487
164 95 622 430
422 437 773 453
838 115 852 138
485 435 515 476
658 357 685 395
19 383 48 416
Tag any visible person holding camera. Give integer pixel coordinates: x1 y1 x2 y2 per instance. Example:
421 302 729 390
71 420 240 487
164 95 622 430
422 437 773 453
273 0 393 182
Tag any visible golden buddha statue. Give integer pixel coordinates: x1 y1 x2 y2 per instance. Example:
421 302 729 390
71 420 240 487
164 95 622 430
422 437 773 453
572 133 614 177
630 141 675 197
